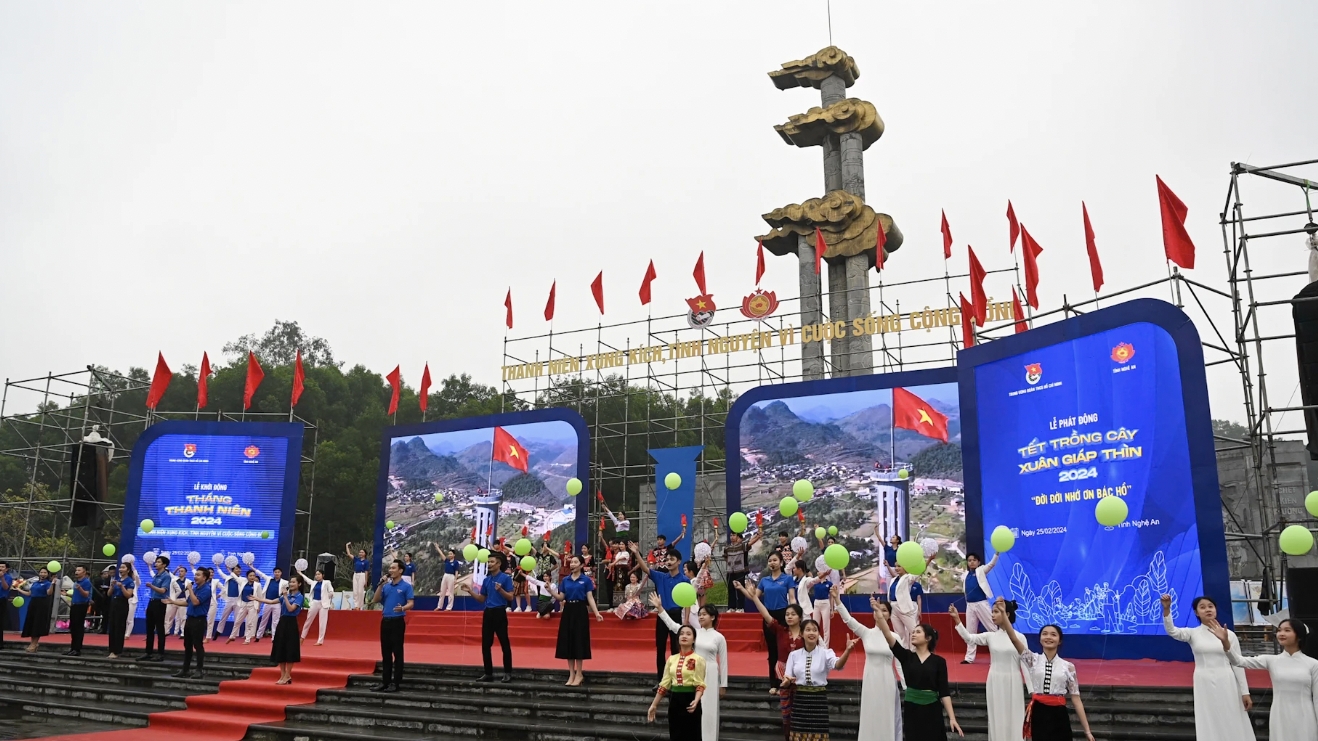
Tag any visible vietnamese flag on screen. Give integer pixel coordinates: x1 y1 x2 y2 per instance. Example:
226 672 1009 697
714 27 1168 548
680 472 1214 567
892 387 950 443
492 426 530 473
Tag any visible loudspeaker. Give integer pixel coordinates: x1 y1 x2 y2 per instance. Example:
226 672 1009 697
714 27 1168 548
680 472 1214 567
316 553 337 583
1286 568 1318 659
1292 282 1318 459
69 443 109 528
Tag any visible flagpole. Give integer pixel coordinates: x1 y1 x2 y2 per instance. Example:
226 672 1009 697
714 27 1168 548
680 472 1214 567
889 390 896 472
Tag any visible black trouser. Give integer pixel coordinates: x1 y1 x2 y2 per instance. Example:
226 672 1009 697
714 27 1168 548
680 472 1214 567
93 592 109 633
108 596 129 654
181 616 206 672
602 575 614 608
481 607 512 675
380 617 405 686
655 607 681 678
69 603 88 651
0 597 7 648
727 572 747 610
145 600 167 654
764 607 787 683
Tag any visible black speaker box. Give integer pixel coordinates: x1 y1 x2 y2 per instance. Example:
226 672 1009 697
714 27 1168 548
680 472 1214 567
69 442 108 528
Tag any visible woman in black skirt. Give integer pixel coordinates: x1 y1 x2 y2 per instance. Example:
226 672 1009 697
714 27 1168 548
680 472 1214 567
647 624 706 740
261 573 303 685
872 611 964 739
106 563 136 659
554 555 604 686
1020 624 1096 741
15 567 54 652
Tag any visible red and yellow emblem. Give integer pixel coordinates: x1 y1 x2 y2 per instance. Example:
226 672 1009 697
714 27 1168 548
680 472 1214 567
739 289 779 321
244 445 260 459
1111 343 1135 363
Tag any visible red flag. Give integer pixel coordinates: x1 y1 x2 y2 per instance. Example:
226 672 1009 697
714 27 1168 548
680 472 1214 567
1012 288 1028 334
893 386 950 443
145 353 172 410
544 281 556 322
1082 202 1104 293
521 524 529 537
419 364 431 412
960 293 975 350
197 352 211 409
875 218 887 271
492 426 530 473
1020 225 1044 309
814 227 826 274
385 366 401 416
544 530 552 542
590 271 605 314
504 289 513 330
1156 176 1195 269
681 513 687 528
968 246 987 327
471 526 477 541
941 211 953 259
693 252 707 294
639 260 657 305
755 510 763 528
712 517 720 528
1006 201 1020 253
291 349 305 407
243 352 264 410
755 241 766 285
596 490 604 503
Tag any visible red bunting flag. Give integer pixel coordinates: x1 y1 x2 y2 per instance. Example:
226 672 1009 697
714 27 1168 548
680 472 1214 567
693 252 707 294
492 425 530 473
471 526 477 541
504 289 513 330
875 218 887 271
544 281 556 322
1012 288 1028 334
1082 202 1104 293
1156 176 1196 269
755 241 766 285
796 509 805 523
755 510 763 528
596 490 605 503
681 513 687 528
419 363 431 412
591 271 605 314
941 211 953 260
712 517 720 529
521 524 529 537
145 353 172 410
385 366 401 415
1020 225 1044 309
1006 201 1020 253
487 524 493 536
243 352 264 410
544 530 552 542
959 294 975 349
639 260 657 306
291 349 305 407
968 246 987 327
893 386 951 443
814 227 826 274
197 352 211 409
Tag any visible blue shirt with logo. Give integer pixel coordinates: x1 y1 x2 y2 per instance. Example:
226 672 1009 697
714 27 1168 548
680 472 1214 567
650 569 692 612
883 546 898 567
560 573 594 601
353 557 370 574
28 579 52 599
150 570 171 600
0 572 12 598
403 562 416 577
379 578 414 618
281 594 303 618
810 579 833 602
72 577 93 605
758 572 796 611
479 572 513 610
186 583 212 618
112 575 134 599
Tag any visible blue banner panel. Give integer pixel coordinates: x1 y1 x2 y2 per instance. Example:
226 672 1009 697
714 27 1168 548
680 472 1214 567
650 446 702 561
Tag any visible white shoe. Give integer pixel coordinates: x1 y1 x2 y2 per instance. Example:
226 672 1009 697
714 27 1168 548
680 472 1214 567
243 638 251 645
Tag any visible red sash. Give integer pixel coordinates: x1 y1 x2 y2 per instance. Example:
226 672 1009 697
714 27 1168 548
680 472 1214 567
1022 693 1066 738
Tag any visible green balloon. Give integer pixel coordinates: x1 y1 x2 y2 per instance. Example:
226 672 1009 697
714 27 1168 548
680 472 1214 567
814 527 826 540
303 595 311 608
792 480 814 501
1280 525 1314 556
520 555 536 572
896 541 926 575
897 469 909 480
462 543 479 561
140 519 155 533
260 531 271 540
12 596 23 608
823 543 850 571
827 526 838 537
477 549 491 562
514 538 533 557
566 478 583 496
728 512 748 533
385 521 396 530
47 560 61 573
1095 496 1128 527
779 496 799 518
664 472 681 490
102 544 116 557
990 526 1016 553
1307 491 1318 518
66 589 74 597
671 582 697 608
434 492 444 503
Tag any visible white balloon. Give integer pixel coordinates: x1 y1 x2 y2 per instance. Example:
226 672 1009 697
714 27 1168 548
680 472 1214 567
295 558 309 572
791 536 808 554
242 552 255 565
121 554 135 564
211 553 225 566
144 550 159 563
814 555 828 573
188 551 201 565
224 555 239 569
920 538 938 557
693 542 712 562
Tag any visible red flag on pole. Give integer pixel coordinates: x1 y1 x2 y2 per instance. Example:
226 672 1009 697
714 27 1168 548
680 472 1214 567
145 353 172 410
504 289 513 330
1006 201 1020 253
291 349 305 407
693 252 707 294
814 227 826 274
968 246 987 327
590 271 605 314
1156 176 1196 269
941 211 953 259
755 241 766 285
893 386 950 443
492 426 530 473
385 366 401 415
1082 202 1104 292
875 219 887 272
639 260 657 305
243 352 264 410
197 352 211 409
544 281 556 322
419 363 431 412
1012 288 1028 334
959 293 975 349
1020 225 1044 309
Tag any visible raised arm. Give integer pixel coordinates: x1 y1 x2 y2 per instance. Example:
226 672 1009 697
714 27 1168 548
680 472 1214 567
1160 595 1193 642
670 526 687 547
983 552 1000 575
997 596 1026 653
651 593 680 634
735 580 775 625
833 593 870 638
253 566 269 583
950 605 991 646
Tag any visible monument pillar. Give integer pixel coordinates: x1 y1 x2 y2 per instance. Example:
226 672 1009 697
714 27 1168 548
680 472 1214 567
797 234 825 380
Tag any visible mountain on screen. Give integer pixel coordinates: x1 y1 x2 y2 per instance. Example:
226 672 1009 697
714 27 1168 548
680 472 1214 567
390 437 481 489
389 435 573 504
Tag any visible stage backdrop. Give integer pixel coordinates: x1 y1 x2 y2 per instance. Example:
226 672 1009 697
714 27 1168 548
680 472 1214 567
121 421 304 620
960 298 1229 661
725 368 966 592
375 409 589 595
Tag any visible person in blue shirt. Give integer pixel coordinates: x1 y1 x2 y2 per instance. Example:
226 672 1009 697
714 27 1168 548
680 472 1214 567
552 555 604 686
260 573 304 684
0 561 12 651
372 559 415 692
15 567 54 653
296 565 334 646
65 565 94 656
630 542 692 681
888 562 928 649
253 566 288 642
432 547 462 611
214 563 245 641
141 555 172 662
107 562 135 659
465 551 515 683
226 571 261 644
401 552 416 586
346 543 371 610
171 566 212 678
754 551 798 689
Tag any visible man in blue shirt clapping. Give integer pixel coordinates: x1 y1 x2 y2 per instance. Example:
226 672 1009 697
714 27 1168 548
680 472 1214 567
171 567 213 679
372 559 414 693
65 565 94 656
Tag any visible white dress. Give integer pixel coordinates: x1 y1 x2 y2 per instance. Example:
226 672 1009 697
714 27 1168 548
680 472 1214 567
836 603 898 741
659 610 728 741
956 624 1025 741
1226 649 1318 741
1163 616 1254 741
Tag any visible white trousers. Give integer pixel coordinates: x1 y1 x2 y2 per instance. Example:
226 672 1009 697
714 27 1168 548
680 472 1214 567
438 573 457 610
893 609 918 650
301 602 329 642
352 572 367 610
963 599 997 661
812 598 832 648
256 601 279 638
165 603 184 636
216 597 241 634
206 595 217 639
236 602 259 639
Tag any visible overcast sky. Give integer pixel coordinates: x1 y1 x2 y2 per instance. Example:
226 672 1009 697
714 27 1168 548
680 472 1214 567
3 2 1315 424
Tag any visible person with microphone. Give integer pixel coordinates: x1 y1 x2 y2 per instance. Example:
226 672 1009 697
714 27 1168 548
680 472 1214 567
372 559 414 693
171 567 212 679
465 551 516 683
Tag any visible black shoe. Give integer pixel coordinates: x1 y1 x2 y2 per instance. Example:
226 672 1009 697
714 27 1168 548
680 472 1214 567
383 684 399 693
476 674 493 682
960 660 973 664
171 670 190 678
191 671 206 680
500 674 512 683
370 683 389 692
150 655 165 662
139 654 155 662
63 649 76 656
